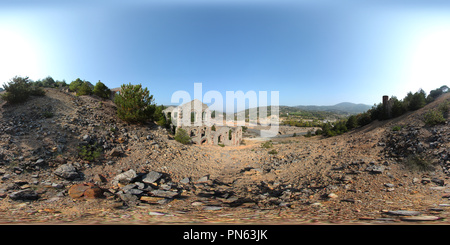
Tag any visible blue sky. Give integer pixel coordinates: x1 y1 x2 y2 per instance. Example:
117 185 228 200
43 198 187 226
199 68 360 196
1 0 450 112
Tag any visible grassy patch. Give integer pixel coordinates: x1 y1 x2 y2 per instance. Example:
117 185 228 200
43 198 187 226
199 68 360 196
404 154 435 172
261 141 273 149
174 128 191 145
424 110 445 126
268 149 278 155
78 142 103 161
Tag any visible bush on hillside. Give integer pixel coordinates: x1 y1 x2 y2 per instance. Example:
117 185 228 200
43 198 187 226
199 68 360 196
69 78 93 96
346 115 358 130
154 105 171 128
404 154 435 172
405 89 426 111
77 82 92 96
69 78 84 92
114 83 156 123
174 128 191 144
424 110 445 126
92 80 111 99
78 142 103 161
1 76 45 104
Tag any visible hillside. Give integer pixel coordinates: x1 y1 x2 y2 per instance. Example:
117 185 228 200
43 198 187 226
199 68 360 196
234 102 371 123
293 102 372 114
1 88 450 224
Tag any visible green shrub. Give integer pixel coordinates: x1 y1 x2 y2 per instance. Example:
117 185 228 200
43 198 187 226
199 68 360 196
30 86 45 96
405 89 427 111
346 115 358 130
1 76 45 104
304 130 312 137
154 105 170 128
261 141 273 148
69 78 93 96
174 128 191 144
77 82 92 96
392 125 402 131
404 154 435 172
268 149 278 154
69 78 84 92
114 83 156 123
78 143 102 161
42 111 54 118
92 80 111 99
424 110 445 126
438 101 450 114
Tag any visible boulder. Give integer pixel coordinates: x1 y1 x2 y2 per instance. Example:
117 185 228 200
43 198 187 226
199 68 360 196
54 164 80 180
68 183 103 199
84 186 103 199
111 169 137 186
82 134 91 142
68 184 90 198
9 190 39 201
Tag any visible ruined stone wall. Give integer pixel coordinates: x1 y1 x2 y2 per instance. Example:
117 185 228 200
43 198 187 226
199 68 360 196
177 125 242 146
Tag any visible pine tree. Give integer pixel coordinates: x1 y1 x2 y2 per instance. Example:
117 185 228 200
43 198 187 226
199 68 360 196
114 83 155 123
93 80 111 99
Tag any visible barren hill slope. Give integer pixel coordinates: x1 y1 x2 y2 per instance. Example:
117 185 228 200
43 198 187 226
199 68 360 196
1 89 450 224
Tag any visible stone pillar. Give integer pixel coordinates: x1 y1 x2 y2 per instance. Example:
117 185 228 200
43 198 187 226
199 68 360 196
382 95 389 106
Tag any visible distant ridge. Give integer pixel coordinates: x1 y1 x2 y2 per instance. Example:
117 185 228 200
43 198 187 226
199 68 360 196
293 102 372 114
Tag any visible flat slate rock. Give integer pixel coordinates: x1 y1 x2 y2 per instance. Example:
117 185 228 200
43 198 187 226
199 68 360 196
196 175 209 183
142 171 163 184
180 177 190 184
203 206 223 211
386 210 422 216
401 216 442 221
9 189 39 201
150 190 179 198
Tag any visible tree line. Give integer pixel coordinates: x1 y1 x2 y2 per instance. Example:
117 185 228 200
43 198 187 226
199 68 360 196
1 76 168 127
280 85 449 137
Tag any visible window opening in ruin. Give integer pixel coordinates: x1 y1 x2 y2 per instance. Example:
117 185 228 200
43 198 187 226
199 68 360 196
191 111 196 123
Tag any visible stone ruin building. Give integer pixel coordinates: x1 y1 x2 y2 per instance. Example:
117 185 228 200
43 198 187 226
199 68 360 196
163 99 242 146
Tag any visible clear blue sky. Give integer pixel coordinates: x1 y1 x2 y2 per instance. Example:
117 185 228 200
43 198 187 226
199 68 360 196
1 0 450 112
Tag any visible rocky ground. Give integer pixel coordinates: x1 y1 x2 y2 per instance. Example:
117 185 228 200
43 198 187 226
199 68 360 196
1 88 450 224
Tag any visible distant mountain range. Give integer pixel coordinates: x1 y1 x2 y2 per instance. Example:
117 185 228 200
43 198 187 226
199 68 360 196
292 102 372 115
232 102 372 121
